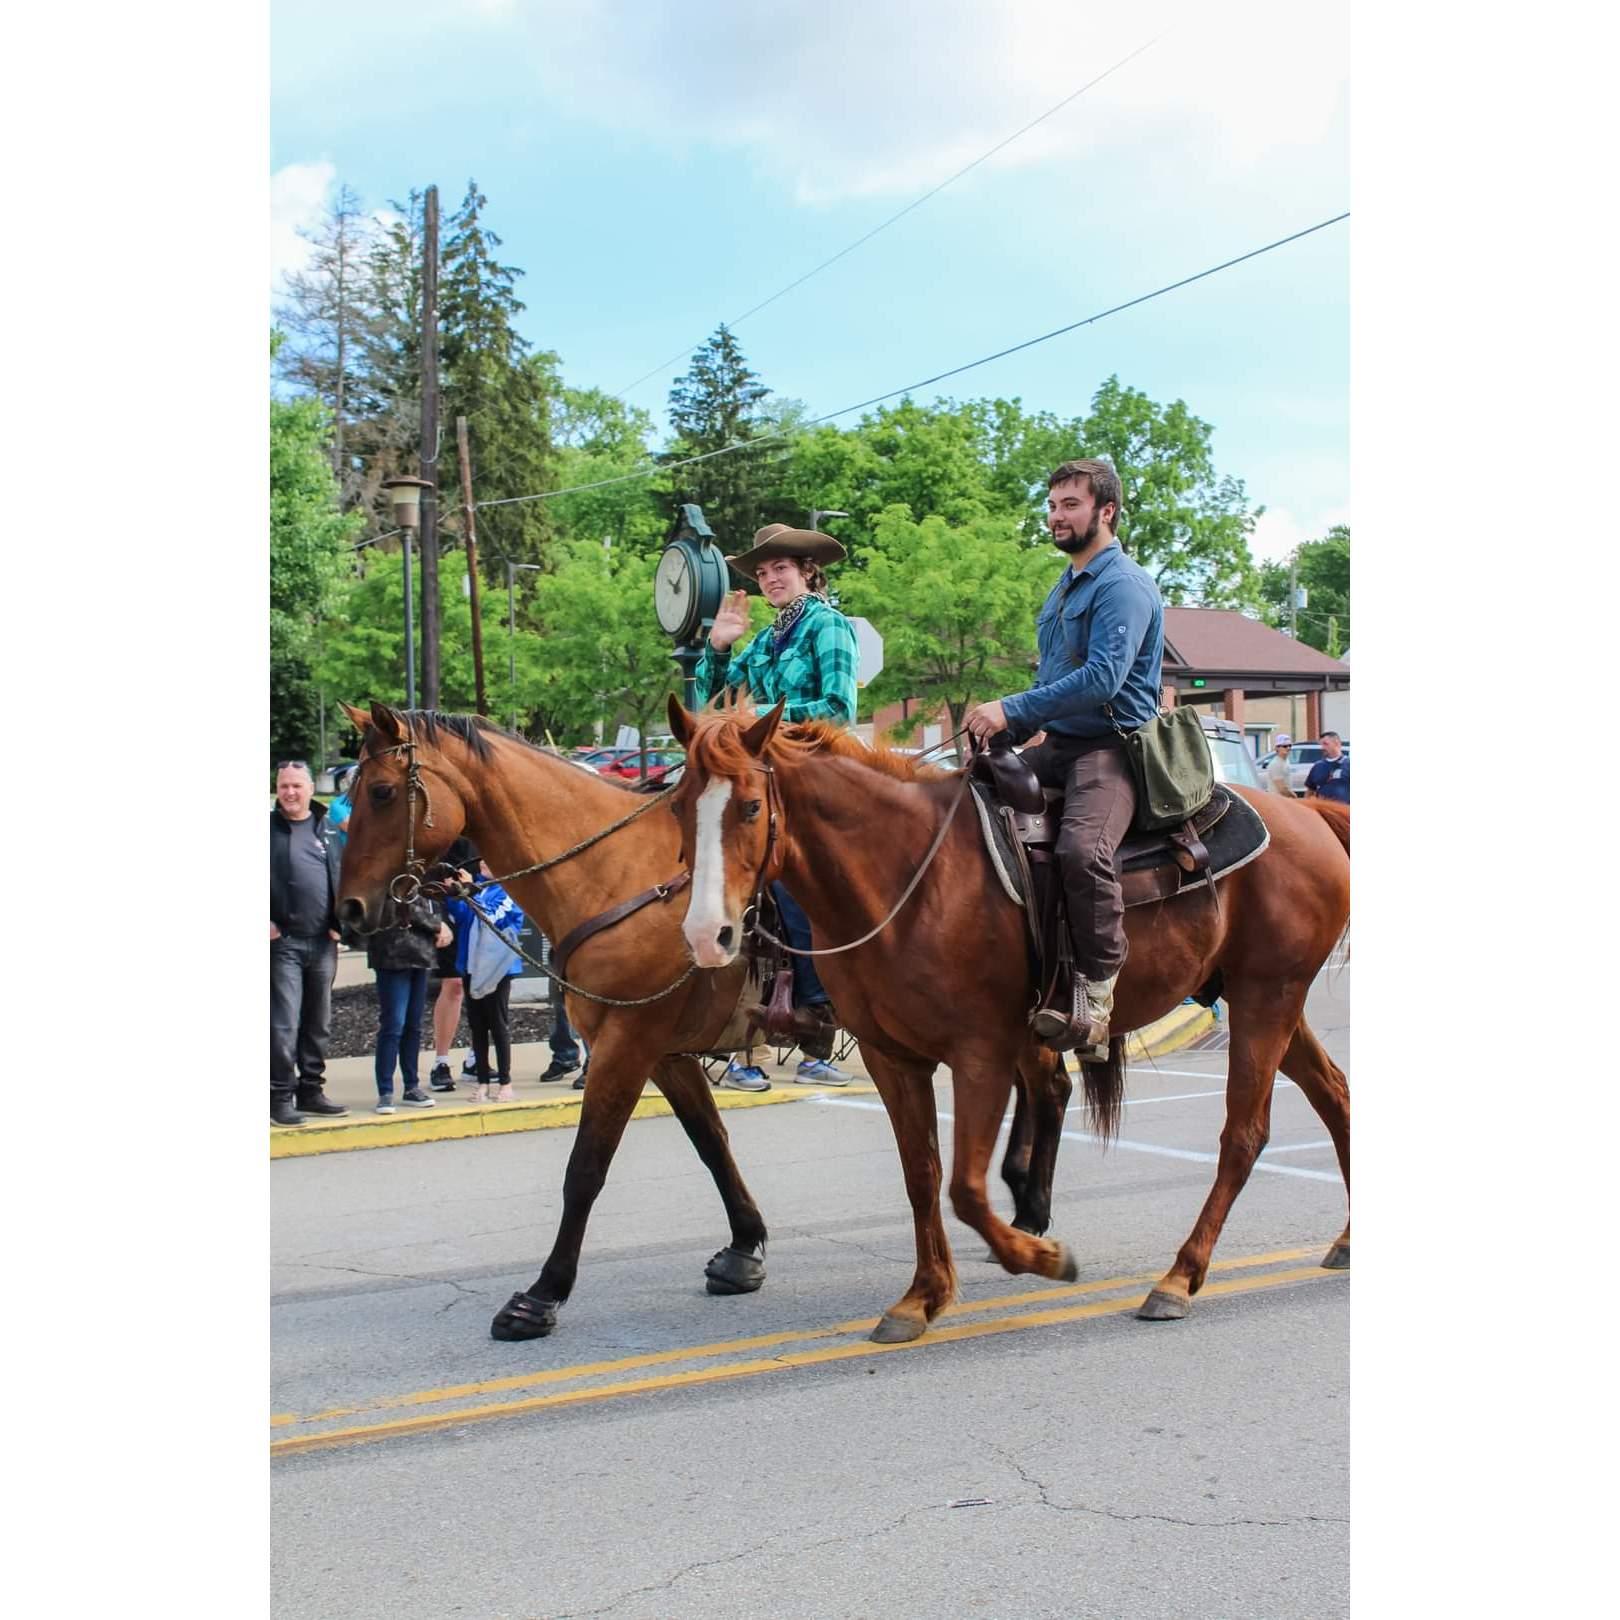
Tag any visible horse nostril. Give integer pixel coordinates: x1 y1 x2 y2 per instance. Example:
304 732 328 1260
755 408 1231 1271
337 897 364 928
716 925 735 953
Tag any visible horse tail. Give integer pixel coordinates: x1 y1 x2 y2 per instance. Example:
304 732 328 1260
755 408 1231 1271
1305 798 1350 857
1079 1036 1126 1143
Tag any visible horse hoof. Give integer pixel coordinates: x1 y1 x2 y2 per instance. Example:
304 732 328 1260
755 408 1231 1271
704 1246 766 1295
1051 1243 1079 1283
869 1312 927 1344
1136 1288 1190 1321
490 1291 558 1341
1321 1241 1350 1270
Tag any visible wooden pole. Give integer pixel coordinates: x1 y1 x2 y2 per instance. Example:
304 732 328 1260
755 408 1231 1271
419 184 442 708
457 416 489 717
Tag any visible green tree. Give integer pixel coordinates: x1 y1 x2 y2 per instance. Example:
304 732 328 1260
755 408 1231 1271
1258 525 1350 654
547 386 668 558
837 504 1052 737
271 333 362 765
532 542 679 764
665 324 789 549
1077 376 1261 608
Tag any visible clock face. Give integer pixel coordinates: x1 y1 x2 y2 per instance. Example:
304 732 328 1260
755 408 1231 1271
655 545 696 637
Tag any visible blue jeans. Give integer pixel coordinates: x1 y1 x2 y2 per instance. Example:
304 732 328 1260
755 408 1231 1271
771 883 827 1007
271 934 335 1099
549 994 582 1068
374 967 429 1095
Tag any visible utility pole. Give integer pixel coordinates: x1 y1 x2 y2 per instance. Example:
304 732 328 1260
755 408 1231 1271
1288 549 1299 640
419 183 442 708
457 416 488 716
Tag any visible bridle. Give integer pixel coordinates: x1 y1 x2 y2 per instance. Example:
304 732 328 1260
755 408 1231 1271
737 742 976 960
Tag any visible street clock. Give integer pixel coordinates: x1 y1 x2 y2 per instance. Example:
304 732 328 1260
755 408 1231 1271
656 503 729 711
655 504 729 643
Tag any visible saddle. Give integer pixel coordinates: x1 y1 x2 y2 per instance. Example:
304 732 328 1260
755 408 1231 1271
968 735 1270 1015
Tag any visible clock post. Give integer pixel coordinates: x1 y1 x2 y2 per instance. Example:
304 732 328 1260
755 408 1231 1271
654 504 729 713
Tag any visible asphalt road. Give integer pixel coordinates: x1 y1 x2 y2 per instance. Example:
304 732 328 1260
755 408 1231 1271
273 965 1349 1620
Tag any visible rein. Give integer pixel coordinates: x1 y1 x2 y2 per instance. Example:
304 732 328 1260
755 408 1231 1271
360 726 696 1007
747 752 975 959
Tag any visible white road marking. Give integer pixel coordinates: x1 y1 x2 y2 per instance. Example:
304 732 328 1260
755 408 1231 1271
812 1097 1343 1183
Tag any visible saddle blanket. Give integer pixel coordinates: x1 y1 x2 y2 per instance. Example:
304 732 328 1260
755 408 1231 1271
971 782 1271 911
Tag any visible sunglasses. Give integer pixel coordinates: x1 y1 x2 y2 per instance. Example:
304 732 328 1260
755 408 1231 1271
275 760 311 773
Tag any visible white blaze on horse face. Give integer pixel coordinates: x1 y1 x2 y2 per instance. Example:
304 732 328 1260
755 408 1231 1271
684 778 738 966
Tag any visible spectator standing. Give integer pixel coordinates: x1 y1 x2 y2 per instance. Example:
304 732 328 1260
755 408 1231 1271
446 858 527 1103
367 893 452 1113
270 762 348 1126
1264 735 1296 797
542 978 587 1083
428 836 477 1090
326 764 356 847
1305 732 1351 803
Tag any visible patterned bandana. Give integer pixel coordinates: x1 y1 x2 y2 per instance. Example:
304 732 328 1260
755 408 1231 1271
769 591 822 650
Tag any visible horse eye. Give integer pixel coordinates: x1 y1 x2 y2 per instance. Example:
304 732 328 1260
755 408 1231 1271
369 783 396 805
739 799 762 822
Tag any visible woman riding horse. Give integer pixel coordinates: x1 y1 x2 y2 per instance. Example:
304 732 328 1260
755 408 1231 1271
696 523 860 1089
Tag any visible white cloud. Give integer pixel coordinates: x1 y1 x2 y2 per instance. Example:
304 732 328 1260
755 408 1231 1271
1249 503 1350 566
523 0 1346 204
270 159 336 292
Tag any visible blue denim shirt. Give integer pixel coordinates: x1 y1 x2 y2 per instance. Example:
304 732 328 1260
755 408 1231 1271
1002 543 1165 741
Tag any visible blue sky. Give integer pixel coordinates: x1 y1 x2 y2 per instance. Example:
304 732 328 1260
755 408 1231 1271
271 0 1348 564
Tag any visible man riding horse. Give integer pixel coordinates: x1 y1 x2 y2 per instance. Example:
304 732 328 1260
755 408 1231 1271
966 458 1165 1058
696 522 861 1086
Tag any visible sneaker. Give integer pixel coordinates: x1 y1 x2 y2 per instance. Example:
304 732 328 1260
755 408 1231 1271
374 1098 397 1115
429 1060 456 1092
460 1054 480 1078
572 1068 588 1091
719 1061 771 1093
401 1088 436 1108
540 1060 579 1082
795 1059 852 1086
493 1083 516 1102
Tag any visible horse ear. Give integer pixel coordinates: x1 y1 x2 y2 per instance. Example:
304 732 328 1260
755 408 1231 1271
339 701 371 736
667 694 697 748
740 699 787 758
369 702 405 741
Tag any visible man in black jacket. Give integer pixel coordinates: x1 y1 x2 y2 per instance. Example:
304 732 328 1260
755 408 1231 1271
270 762 349 1126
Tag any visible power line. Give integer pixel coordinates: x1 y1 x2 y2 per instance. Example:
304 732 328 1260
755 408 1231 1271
476 210 1349 514
609 29 1170 401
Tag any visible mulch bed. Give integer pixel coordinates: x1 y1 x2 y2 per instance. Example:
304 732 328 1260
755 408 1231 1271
327 982 558 1061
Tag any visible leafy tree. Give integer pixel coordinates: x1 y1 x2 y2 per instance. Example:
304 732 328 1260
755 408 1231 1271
1259 525 1350 654
532 541 680 764
665 324 790 550
271 333 362 765
313 548 551 723
546 386 667 558
1076 376 1261 608
836 504 1052 737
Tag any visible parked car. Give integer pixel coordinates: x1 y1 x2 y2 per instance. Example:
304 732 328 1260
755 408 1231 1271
596 748 687 785
1200 716 1265 792
1256 739 1349 796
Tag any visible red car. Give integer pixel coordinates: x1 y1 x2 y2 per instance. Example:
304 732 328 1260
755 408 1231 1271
595 748 685 784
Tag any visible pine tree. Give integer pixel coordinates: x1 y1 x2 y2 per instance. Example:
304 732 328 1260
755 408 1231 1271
665 325 788 549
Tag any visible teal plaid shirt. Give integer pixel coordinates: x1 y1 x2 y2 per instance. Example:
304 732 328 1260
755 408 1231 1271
694 596 858 725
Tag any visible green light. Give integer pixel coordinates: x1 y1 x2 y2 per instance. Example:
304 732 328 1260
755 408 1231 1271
1191 678 1207 688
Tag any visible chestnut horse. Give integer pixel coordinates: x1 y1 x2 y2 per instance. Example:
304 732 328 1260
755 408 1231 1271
334 702 1067 1343
667 697 1351 1336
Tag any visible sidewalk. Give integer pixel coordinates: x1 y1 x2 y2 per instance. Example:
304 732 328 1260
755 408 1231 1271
271 999 1215 1160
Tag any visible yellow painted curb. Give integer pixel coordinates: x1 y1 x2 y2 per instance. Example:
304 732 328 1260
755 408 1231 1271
1126 1001 1215 1061
270 1082 878 1160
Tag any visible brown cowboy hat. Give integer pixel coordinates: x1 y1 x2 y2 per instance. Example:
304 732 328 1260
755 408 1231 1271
724 523 847 594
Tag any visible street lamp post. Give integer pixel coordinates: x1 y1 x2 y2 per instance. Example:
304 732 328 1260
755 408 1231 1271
506 560 543 731
382 477 435 711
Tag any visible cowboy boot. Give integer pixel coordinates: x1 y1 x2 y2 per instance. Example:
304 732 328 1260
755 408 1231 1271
1072 972 1120 1063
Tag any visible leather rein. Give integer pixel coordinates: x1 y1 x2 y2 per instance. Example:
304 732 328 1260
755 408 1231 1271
360 730 698 1009
744 744 976 960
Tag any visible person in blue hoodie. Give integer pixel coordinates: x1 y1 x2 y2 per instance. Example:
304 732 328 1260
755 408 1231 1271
445 853 527 1103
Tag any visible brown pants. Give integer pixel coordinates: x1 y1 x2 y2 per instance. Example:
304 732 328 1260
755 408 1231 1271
1020 734 1137 980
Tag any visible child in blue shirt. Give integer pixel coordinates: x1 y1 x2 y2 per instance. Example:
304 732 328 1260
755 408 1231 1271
445 857 527 1102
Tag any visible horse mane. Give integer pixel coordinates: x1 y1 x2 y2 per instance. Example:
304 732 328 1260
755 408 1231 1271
361 708 642 792
683 701 953 784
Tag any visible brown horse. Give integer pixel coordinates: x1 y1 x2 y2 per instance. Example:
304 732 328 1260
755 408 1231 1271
336 701 1070 1343
667 697 1351 1336
335 701 783 1342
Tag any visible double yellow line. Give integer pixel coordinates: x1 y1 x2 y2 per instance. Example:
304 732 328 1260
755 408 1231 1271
272 1245 1344 1457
